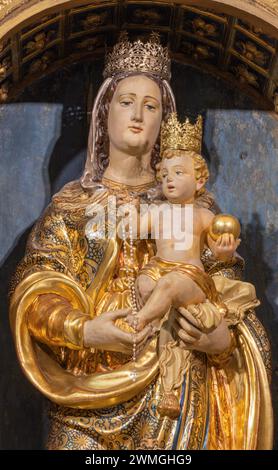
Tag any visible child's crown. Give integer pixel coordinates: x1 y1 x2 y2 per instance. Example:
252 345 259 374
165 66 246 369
160 113 203 154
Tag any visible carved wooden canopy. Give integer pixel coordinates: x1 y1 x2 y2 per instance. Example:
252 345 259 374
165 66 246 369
0 1 278 110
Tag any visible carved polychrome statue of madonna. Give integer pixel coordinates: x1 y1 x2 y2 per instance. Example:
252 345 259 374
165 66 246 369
9 32 273 450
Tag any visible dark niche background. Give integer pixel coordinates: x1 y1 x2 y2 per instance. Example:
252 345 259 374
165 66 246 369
0 60 277 449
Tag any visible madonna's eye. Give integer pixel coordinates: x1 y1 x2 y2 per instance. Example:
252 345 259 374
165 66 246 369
161 173 167 178
145 104 156 111
176 170 183 175
120 100 133 106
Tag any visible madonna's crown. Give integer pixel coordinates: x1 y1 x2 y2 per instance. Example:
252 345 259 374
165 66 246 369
160 113 203 154
103 31 171 81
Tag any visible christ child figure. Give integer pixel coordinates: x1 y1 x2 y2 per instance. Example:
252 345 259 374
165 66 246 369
126 113 241 418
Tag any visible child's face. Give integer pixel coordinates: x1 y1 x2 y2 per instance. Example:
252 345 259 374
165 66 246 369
160 154 198 203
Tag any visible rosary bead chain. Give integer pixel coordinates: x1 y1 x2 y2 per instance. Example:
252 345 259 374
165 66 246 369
120 203 138 381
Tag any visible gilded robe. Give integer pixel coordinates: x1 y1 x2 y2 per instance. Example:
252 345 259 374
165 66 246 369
9 179 273 450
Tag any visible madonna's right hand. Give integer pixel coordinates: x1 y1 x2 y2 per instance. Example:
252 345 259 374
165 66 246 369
83 308 154 354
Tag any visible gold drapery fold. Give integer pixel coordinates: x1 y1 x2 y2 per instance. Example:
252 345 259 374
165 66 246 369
204 275 273 449
9 271 159 409
212 276 261 323
206 321 273 449
10 267 273 448
238 322 273 449
9 179 273 449
27 293 89 350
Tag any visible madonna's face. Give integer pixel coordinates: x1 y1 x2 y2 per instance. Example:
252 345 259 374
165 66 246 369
107 74 163 157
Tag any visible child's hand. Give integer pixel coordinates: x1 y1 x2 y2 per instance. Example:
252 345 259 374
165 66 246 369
209 233 241 261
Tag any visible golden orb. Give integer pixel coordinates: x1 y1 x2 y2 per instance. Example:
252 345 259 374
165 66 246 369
208 214 241 241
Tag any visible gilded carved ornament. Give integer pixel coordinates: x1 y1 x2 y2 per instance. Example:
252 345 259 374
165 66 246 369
0 1 278 112
1 1 278 27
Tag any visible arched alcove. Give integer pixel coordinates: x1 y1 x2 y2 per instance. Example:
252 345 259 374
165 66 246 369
1 0 278 107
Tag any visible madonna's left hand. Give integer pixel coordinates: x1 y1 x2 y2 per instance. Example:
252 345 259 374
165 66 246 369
173 304 232 355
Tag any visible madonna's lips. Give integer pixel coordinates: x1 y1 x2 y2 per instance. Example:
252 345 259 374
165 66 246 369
167 184 175 190
129 126 143 133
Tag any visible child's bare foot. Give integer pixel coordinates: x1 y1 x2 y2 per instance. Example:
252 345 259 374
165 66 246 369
126 313 138 329
126 313 147 331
